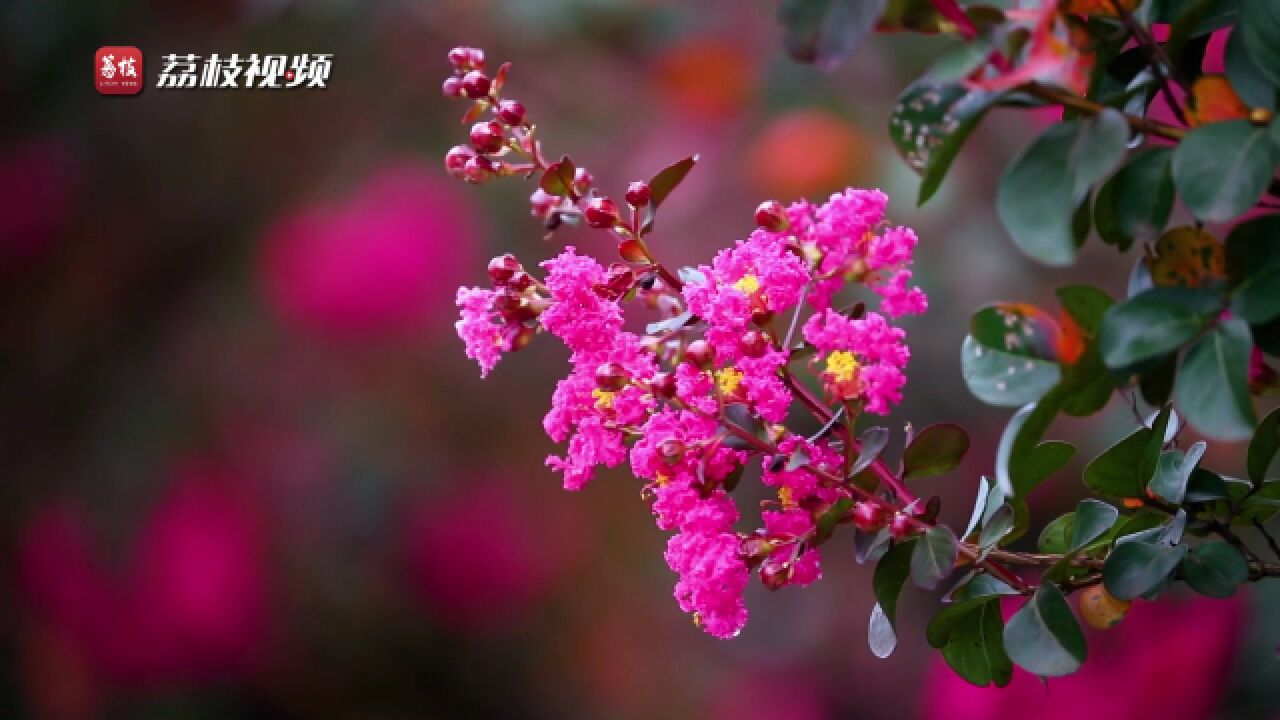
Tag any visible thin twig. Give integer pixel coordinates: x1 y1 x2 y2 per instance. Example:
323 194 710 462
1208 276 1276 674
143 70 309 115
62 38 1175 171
1024 82 1186 141
1253 519 1280 563
1111 0 1190 126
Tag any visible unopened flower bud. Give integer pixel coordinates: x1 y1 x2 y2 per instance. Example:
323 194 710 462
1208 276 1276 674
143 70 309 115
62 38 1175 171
462 156 495 184
888 513 916 540
573 167 593 194
751 307 774 326
851 501 889 533
760 561 792 590
444 145 475 177
507 270 535 292
584 196 619 229
625 181 652 207
487 253 521 286
658 438 686 464
755 200 789 232
739 330 770 358
497 99 526 126
595 362 629 392
618 238 648 263
470 121 505 153
448 46 486 72
441 76 465 98
461 70 491 99
649 371 677 398
510 324 536 351
684 339 716 369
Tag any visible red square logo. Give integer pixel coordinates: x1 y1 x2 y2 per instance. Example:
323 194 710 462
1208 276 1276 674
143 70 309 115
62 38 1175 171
95 47 143 95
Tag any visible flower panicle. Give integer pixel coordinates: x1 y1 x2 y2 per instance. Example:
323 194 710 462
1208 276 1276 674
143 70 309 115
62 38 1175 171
443 47 928 639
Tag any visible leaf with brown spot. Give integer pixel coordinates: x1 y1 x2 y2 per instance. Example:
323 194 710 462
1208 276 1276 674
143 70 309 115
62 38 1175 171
1149 227 1225 288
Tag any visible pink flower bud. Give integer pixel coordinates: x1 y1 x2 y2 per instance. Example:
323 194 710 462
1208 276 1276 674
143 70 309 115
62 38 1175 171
583 196 619 229
461 70 491 99
441 76 465 98
851 501 889 533
625 181 652 207
754 200 789 232
447 46 485 72
444 145 475 178
497 99 526 126
684 339 716 369
595 362 629 391
462 156 495 184
469 121 505 154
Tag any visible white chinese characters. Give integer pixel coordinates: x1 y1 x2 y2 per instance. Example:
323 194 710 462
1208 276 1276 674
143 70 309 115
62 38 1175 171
156 53 332 89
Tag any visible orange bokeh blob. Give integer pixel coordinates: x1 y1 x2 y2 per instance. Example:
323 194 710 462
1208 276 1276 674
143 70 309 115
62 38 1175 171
746 109 869 199
654 37 754 121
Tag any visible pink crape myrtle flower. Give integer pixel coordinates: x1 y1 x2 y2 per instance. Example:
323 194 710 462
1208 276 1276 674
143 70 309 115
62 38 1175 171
261 160 479 342
452 173 927 637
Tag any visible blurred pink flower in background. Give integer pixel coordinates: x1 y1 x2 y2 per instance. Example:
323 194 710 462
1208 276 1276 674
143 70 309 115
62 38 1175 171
922 594 1244 720
0 137 79 261
402 475 585 632
16 461 272 690
258 160 481 342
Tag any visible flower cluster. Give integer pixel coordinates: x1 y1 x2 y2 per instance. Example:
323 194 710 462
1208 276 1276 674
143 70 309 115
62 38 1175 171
445 48 927 638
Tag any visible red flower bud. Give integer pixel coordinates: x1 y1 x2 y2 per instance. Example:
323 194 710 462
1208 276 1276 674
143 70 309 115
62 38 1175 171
572 167 594 194
684 339 716 369
497 99 526 126
595 362 629 391
751 307 774 326
851 501 889 533
444 145 475 177
510 324 536 351
462 156 495 184
487 253 522 286
448 46 485 72
760 561 792 590
469 121 505 154
584 196 619 229
658 438 686 464
755 200 789 232
461 70 491 99
650 371 677 398
441 76 465 98
507 270 535 292
599 263 636 299
625 181 652 207
739 330 770 358
618 239 648 263
888 513 916 541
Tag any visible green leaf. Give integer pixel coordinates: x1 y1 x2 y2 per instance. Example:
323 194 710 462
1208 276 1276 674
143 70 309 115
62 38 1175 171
850 426 890 478
998 111 1130 266
980 504 1015 548
1098 287 1224 369
1225 25 1277 110
1175 317 1257 441
1057 285 1114 335
1173 120 1278 222
1070 499 1119 551
539 156 577 198
1003 583 1087 677
1249 407 1280 485
1148 442 1207 504
889 81 1000 205
961 336 1062 407
1094 148 1175 251
870 539 915 658
778 0 886 70
1038 512 1076 554
1182 542 1250 597
1231 265 1280 324
1084 427 1152 498
999 392 1075 497
1102 541 1188 600
1139 404 1175 488
1241 0 1280 87
904 423 971 480
970 303 1063 360
911 526 958 590
1225 215 1280 285
942 601 1014 687
1186 466 1231 502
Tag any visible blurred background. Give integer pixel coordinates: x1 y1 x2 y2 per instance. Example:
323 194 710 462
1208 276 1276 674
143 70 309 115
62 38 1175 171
1 0 1278 718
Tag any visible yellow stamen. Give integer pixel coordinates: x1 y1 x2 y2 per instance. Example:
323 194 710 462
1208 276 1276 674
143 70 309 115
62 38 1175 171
732 274 761 295
778 486 795 508
716 367 744 396
655 472 670 487
824 351 860 383
591 388 616 410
